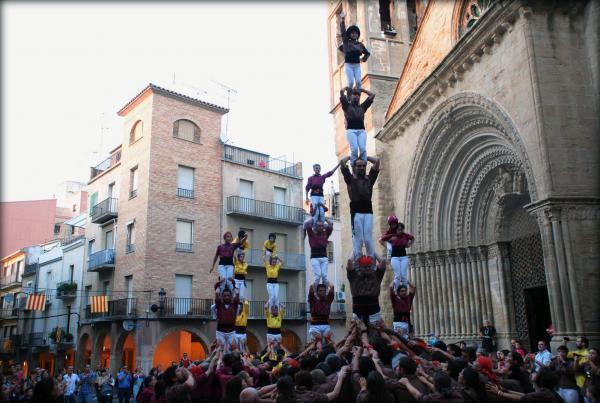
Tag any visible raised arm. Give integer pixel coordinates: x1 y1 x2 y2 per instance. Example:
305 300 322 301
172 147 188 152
340 157 353 184
367 156 380 171
326 366 350 401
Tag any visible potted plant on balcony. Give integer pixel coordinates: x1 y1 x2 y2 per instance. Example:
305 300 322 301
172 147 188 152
48 328 73 344
57 282 77 298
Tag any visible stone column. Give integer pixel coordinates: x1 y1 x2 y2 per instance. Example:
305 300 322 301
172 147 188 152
437 252 451 338
427 254 440 334
455 250 467 337
456 249 471 338
527 199 600 345
457 249 473 336
478 246 494 323
468 247 482 330
447 251 459 338
424 255 435 333
413 255 423 335
487 242 517 348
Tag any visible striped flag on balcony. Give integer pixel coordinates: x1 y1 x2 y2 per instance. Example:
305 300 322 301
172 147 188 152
25 294 46 311
91 296 109 313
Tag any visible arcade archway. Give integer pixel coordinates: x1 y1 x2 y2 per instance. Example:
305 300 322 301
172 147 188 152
152 330 206 369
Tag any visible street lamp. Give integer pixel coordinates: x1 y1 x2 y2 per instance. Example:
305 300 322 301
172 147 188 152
158 288 166 311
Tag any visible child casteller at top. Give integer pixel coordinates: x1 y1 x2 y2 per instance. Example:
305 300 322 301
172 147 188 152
338 11 370 90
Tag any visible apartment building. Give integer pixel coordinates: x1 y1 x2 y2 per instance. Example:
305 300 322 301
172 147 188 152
0 246 42 371
221 144 305 352
77 84 222 373
15 236 86 375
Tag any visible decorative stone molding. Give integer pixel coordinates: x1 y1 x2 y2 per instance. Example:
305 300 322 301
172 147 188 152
403 92 537 253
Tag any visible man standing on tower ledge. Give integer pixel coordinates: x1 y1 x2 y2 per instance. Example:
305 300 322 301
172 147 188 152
340 154 380 259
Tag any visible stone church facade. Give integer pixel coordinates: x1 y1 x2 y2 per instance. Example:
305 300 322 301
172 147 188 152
327 0 599 350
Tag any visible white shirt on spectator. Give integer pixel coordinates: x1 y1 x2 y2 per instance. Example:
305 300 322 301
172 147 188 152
534 349 552 372
63 373 79 395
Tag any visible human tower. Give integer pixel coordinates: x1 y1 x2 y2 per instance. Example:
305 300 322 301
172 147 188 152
211 13 415 354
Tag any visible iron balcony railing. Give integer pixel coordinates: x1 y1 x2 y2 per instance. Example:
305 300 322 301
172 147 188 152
85 298 137 320
176 243 193 252
177 188 194 198
27 332 48 347
154 298 308 320
0 308 19 319
248 301 307 320
88 249 115 272
90 150 122 180
0 272 21 288
243 248 305 271
160 298 213 317
126 244 136 254
223 144 302 179
23 263 37 277
55 281 77 299
91 197 118 224
226 196 304 225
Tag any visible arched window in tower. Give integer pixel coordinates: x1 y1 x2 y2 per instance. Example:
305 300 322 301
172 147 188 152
459 0 495 38
129 120 143 144
173 119 201 143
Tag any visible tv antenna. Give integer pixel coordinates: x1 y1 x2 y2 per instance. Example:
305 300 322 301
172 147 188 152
211 79 238 140
93 113 109 159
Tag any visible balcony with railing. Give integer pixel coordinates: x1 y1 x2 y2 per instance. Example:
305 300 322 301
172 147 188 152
177 188 194 198
222 144 302 179
226 196 304 225
0 272 21 289
84 298 137 320
27 332 48 347
90 149 122 181
0 307 19 319
91 197 118 224
243 249 305 271
55 281 77 300
88 249 115 272
160 298 213 318
23 263 37 277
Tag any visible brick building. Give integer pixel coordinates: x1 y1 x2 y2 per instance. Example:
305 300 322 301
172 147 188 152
328 0 599 349
77 84 309 373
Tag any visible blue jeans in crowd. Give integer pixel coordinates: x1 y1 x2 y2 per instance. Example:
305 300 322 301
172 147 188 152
345 62 362 89
346 129 367 166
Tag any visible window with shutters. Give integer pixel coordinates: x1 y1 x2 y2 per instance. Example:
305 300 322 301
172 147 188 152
129 120 143 144
173 119 201 143
176 220 193 252
126 222 135 253
89 192 98 215
177 165 195 198
129 166 138 199
327 241 334 263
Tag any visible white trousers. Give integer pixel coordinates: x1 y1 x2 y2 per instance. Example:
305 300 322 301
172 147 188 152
267 333 282 345
218 265 234 280
266 283 279 308
235 333 247 353
309 325 332 341
391 256 409 288
216 330 235 353
352 311 381 325
352 213 374 258
311 257 329 287
234 279 246 300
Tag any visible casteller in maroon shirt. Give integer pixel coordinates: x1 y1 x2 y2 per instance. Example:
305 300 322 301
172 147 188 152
308 285 335 325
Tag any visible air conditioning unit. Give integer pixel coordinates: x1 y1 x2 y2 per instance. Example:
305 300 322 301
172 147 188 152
336 291 345 303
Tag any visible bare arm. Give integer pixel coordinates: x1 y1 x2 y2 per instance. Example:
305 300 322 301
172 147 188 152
367 156 380 171
326 366 350 401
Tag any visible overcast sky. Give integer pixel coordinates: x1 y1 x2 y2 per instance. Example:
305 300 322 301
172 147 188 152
2 1 340 202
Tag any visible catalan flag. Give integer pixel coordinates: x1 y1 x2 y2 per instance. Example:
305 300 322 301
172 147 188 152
26 293 46 311
91 296 109 313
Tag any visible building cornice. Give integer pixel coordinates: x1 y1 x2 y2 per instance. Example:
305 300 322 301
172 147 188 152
376 1 524 142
